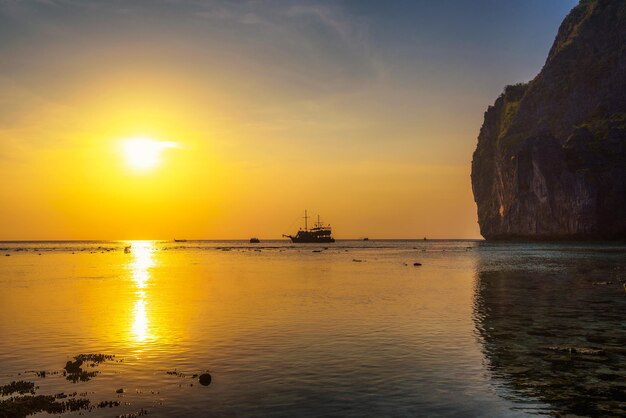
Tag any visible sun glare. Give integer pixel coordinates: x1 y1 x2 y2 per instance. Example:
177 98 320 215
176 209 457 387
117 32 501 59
122 137 177 170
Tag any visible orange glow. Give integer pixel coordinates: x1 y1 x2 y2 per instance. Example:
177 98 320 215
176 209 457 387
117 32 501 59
0 40 480 240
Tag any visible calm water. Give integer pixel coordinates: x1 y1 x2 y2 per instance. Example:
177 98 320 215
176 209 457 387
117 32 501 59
0 240 625 417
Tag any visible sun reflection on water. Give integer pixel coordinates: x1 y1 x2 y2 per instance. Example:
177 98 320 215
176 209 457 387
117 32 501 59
128 241 155 343
132 295 149 342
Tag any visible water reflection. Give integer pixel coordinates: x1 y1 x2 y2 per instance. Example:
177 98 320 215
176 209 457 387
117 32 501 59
128 241 155 343
473 244 626 416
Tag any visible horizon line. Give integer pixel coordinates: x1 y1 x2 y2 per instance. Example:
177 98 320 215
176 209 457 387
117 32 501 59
0 238 484 242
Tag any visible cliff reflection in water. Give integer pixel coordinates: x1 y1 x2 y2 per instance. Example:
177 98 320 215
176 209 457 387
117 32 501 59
473 244 626 416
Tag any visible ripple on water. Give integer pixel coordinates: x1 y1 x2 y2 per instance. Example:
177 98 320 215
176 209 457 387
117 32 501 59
0 241 624 416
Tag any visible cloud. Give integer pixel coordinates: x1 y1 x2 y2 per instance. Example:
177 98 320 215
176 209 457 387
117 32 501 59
190 0 370 49
0 0 385 151
186 0 378 88
283 3 369 51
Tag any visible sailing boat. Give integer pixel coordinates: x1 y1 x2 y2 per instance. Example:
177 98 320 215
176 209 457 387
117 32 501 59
283 210 335 243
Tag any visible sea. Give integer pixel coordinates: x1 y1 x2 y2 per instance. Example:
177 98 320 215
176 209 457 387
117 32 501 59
0 240 625 417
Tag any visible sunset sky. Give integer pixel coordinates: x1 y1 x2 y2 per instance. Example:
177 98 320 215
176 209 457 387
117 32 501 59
0 0 577 240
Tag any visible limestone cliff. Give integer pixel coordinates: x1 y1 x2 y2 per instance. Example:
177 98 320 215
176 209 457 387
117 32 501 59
471 0 626 240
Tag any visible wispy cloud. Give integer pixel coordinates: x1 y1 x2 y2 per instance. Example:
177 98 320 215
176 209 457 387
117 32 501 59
190 0 370 48
283 3 369 51
0 0 384 154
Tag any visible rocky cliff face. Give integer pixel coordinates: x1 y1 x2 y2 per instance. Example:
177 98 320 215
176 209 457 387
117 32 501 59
471 0 626 240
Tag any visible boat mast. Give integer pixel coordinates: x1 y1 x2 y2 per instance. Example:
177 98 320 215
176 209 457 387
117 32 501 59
304 209 308 231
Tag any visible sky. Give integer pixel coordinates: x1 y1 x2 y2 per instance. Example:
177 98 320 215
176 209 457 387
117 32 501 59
0 0 578 240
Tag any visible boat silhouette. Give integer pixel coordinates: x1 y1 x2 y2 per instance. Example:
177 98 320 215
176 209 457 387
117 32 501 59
283 210 335 243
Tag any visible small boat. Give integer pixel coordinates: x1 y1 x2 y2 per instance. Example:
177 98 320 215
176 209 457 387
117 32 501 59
283 210 335 243
174 239 187 242
363 237 369 241
250 237 260 243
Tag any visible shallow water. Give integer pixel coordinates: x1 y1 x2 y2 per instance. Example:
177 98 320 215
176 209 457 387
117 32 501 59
0 240 624 417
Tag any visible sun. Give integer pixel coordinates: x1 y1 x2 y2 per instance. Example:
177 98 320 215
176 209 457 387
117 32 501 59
121 137 177 170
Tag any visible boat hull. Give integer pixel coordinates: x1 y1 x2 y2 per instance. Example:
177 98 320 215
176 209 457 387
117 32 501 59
288 236 335 243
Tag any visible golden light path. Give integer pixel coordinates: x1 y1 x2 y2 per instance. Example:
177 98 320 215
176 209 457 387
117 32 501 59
128 240 156 343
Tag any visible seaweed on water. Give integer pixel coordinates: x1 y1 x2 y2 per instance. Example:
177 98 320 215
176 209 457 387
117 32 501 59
64 370 99 383
0 381 36 396
0 372 123 417
165 370 186 377
0 395 90 418
62 353 115 382
546 346 606 356
75 353 115 364
116 408 149 418
98 400 121 408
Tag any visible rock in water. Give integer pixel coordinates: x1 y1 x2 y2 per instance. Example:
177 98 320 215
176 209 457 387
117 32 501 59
198 373 212 386
471 0 626 240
